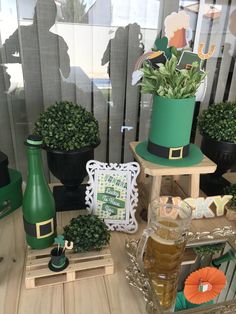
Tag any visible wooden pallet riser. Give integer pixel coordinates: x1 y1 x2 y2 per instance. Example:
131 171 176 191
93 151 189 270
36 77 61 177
25 247 114 289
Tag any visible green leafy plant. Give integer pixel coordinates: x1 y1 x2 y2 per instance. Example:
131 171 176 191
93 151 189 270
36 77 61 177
198 102 236 143
33 101 100 151
63 215 111 253
223 184 236 210
139 56 206 99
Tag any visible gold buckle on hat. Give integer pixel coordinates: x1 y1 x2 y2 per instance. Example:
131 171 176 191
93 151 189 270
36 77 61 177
169 147 183 160
36 218 54 239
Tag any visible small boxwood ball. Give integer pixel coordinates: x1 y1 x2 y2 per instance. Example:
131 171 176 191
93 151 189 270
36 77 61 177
63 215 111 253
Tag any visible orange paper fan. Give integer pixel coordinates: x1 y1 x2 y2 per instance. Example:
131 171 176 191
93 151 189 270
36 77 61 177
184 267 226 304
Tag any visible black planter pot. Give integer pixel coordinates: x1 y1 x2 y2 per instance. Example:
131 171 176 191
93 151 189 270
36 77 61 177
200 135 236 195
0 151 10 188
46 145 97 188
45 142 99 211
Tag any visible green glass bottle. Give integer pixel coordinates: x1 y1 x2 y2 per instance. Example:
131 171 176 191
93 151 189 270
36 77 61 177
23 135 56 249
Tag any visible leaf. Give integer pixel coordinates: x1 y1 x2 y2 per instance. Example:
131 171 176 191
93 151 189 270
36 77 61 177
54 235 65 247
140 55 206 99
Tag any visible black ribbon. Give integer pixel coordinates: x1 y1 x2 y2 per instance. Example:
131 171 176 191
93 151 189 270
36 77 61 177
148 141 189 159
23 216 56 238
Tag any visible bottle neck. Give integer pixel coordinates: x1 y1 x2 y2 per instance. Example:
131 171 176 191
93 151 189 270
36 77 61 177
27 146 45 178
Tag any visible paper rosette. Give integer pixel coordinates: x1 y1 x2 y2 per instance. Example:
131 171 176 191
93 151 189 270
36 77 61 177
184 267 226 304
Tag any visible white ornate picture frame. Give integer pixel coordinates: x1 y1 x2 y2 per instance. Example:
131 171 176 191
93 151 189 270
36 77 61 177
85 160 140 233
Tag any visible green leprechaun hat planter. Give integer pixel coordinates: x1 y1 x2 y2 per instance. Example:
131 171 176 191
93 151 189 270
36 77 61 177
136 95 203 167
132 40 207 167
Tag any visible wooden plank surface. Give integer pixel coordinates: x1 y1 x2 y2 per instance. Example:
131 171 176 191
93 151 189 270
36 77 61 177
198 0 228 109
17 284 64 314
0 209 25 314
26 256 113 280
2 1 236 181
36 1 62 106
122 24 144 162
214 0 236 103
0 1 29 178
104 232 147 314
91 25 109 162
64 279 111 314
195 0 231 145
1 191 236 313
103 26 128 163
0 207 147 314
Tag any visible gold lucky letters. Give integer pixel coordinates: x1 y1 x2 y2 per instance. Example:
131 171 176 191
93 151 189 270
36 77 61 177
159 195 232 219
184 195 232 219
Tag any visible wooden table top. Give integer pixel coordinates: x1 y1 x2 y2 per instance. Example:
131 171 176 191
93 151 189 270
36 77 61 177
1 207 236 314
130 142 217 176
0 208 148 314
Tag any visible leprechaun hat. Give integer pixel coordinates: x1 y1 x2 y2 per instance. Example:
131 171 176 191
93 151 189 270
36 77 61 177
136 95 203 167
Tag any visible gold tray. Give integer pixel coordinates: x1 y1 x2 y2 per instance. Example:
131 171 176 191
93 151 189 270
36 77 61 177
125 226 236 314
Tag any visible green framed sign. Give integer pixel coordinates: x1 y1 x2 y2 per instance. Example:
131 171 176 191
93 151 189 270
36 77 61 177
85 161 140 233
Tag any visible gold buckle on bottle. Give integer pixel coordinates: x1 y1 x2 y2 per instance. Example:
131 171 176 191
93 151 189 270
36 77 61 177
36 218 54 239
168 147 183 160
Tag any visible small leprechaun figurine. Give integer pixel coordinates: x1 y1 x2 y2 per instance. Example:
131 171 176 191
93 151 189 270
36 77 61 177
48 235 73 272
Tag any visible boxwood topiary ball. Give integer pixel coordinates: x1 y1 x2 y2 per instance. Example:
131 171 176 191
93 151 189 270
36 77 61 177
198 102 236 144
63 215 111 253
33 101 100 151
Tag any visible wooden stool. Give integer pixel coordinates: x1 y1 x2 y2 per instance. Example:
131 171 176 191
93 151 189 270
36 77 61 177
130 142 217 204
